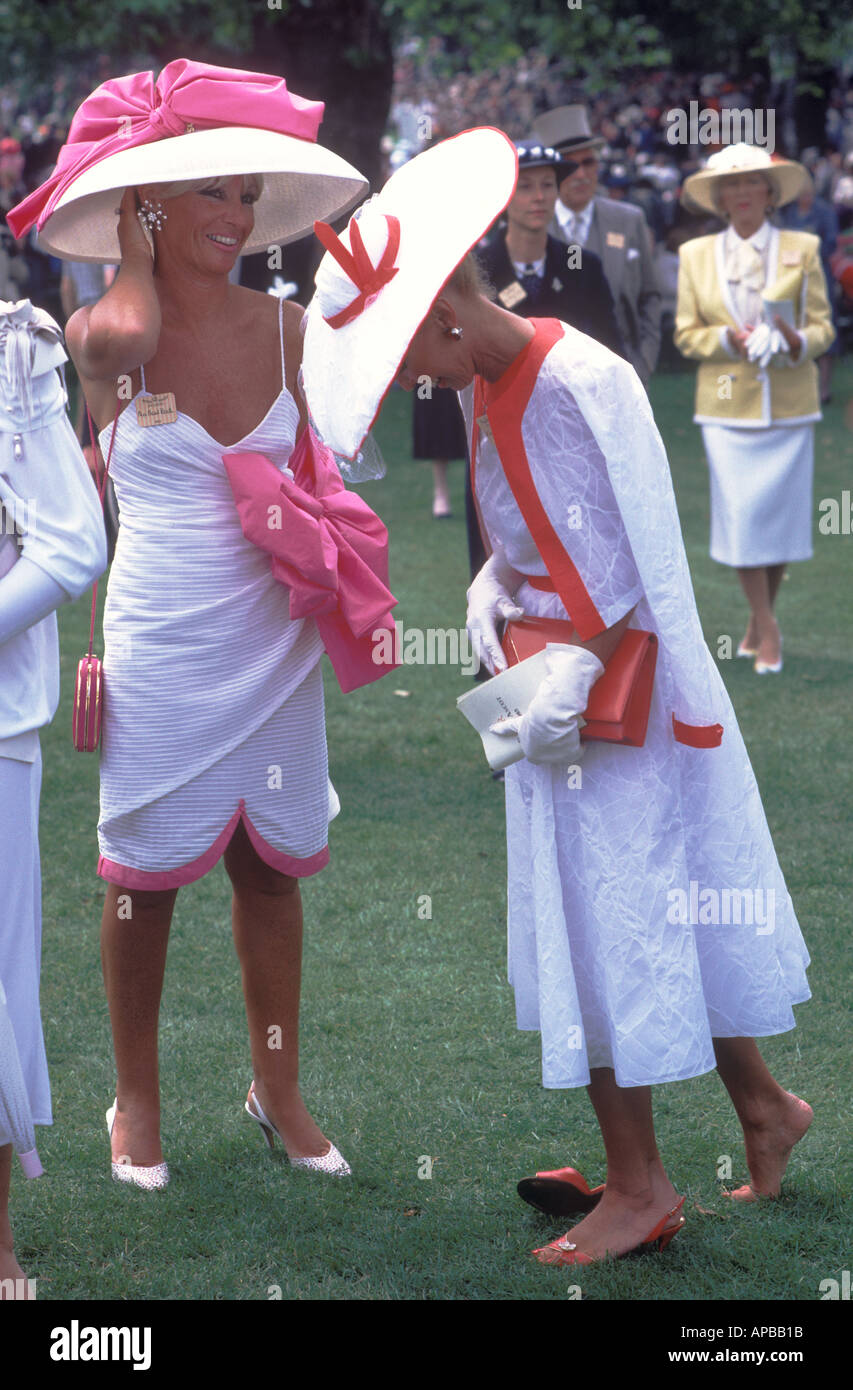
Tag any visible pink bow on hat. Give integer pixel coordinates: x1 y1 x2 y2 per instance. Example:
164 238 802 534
223 427 399 694
7 57 324 239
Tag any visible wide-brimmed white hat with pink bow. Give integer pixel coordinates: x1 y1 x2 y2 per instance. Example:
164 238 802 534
302 127 518 461
7 58 368 261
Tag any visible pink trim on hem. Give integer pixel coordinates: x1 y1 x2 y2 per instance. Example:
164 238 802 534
97 799 329 888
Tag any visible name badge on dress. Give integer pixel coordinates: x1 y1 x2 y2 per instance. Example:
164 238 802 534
498 281 526 309
781 251 802 266
476 414 494 443
606 231 626 249
135 392 177 427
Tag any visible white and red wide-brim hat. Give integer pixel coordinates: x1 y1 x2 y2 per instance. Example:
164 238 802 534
7 59 368 261
302 127 518 462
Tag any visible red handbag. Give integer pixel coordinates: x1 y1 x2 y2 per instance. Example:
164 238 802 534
72 404 119 752
501 616 658 746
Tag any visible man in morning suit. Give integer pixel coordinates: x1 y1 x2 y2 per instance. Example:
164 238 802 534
533 104 662 385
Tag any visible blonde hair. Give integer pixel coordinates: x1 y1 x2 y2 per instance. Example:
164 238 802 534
443 250 495 302
141 172 264 202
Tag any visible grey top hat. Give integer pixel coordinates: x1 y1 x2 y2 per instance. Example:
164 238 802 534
531 105 604 155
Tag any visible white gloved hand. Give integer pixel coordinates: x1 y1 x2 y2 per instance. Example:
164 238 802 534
466 548 524 675
490 643 605 766
0 554 69 646
745 322 788 369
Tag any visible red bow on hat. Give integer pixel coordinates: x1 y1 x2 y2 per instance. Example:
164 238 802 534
7 57 323 239
313 215 400 328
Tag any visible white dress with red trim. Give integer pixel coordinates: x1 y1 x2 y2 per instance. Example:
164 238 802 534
460 319 810 1089
96 299 331 888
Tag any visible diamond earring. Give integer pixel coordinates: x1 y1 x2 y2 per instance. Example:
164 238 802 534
448 326 463 339
138 199 167 232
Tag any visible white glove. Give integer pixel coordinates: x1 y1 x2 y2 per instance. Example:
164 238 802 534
0 554 69 646
466 548 524 675
490 643 605 766
745 322 788 370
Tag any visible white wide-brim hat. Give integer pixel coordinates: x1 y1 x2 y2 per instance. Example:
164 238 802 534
36 127 367 262
302 127 518 461
681 143 806 215
7 59 369 262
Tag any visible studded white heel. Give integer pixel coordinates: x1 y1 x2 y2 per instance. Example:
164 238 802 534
244 1083 351 1177
106 1100 170 1190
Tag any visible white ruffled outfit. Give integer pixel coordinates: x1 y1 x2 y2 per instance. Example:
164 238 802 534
0 300 107 1150
460 320 810 1089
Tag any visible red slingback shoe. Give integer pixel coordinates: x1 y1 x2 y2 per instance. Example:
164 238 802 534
517 1166 605 1217
532 1196 686 1267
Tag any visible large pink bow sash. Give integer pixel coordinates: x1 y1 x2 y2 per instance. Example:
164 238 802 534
7 57 323 239
223 427 399 694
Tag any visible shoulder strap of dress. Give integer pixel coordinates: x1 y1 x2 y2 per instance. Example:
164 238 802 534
277 296 286 390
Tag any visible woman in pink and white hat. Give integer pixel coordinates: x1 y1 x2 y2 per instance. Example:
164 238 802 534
8 59 397 1190
303 129 813 1267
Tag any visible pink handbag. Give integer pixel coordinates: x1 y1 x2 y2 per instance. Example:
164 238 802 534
72 405 119 752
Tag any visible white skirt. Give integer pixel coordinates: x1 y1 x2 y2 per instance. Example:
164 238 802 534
0 749 52 1146
504 583 810 1090
702 423 813 567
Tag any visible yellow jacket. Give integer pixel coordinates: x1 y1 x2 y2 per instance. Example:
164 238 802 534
675 227 835 426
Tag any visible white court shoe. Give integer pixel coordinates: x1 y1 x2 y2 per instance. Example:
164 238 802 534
244 1083 351 1177
754 635 784 675
106 1100 170 1190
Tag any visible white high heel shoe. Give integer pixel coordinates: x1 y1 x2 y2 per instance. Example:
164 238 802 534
244 1083 351 1177
106 1100 170 1190
754 634 784 675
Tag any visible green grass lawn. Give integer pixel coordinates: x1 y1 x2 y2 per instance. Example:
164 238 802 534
13 361 852 1302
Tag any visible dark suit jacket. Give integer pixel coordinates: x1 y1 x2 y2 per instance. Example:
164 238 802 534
477 233 626 359
549 196 661 382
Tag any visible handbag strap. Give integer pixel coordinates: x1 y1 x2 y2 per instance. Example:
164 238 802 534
84 398 120 659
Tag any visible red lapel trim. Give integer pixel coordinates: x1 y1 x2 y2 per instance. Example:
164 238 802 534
478 318 605 640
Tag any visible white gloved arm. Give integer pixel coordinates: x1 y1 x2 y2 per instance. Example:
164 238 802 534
0 554 69 646
490 643 605 766
466 546 525 675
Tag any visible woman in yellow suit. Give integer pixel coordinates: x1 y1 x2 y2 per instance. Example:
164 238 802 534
675 145 834 673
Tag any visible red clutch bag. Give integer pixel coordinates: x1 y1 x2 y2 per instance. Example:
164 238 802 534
501 616 658 746
72 654 103 752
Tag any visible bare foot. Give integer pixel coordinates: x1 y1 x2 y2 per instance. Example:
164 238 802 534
725 1092 813 1201
535 1170 681 1262
247 1083 332 1160
108 1098 164 1168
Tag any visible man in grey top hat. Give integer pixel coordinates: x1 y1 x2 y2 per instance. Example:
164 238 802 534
534 104 662 384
